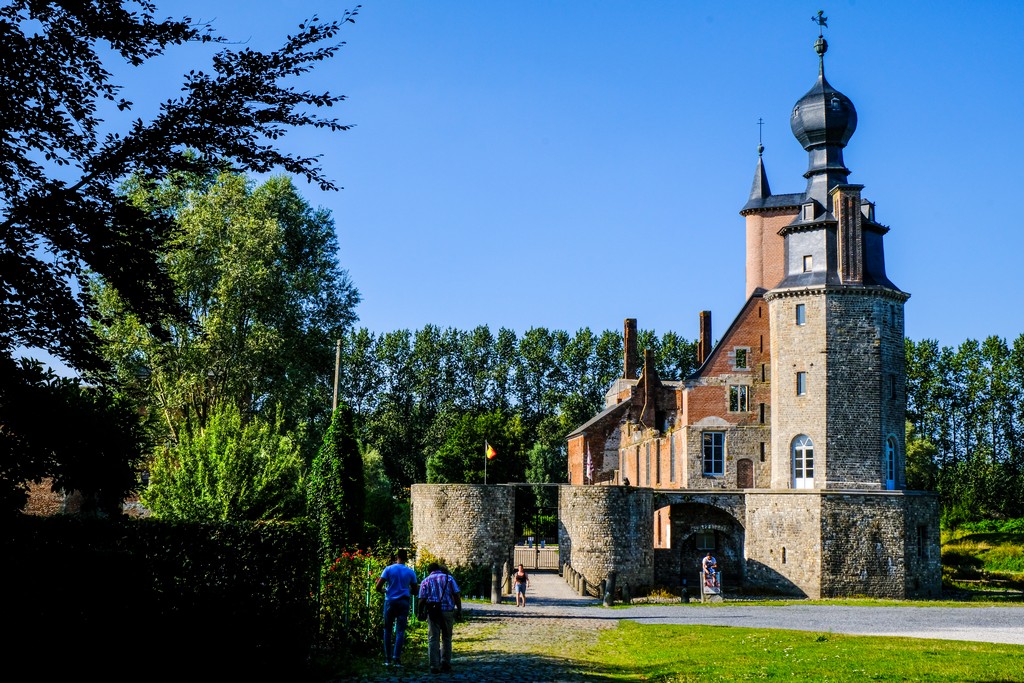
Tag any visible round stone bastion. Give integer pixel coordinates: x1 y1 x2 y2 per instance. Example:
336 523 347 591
558 485 653 592
411 484 515 569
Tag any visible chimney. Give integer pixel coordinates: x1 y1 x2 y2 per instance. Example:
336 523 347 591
833 184 865 285
698 311 712 366
639 348 659 427
623 318 638 379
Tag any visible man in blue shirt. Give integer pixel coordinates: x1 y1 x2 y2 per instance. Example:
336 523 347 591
375 548 418 667
417 562 462 674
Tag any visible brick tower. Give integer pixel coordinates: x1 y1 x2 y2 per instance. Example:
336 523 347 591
755 31 910 491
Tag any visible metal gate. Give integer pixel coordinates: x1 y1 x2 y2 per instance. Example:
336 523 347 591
513 545 559 570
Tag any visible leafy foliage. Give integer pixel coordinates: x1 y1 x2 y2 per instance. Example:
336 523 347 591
141 402 305 521
1 0 358 514
92 169 359 456
426 410 526 484
0 357 149 516
308 404 365 561
905 334 1024 521
340 324 694 492
1 0 358 372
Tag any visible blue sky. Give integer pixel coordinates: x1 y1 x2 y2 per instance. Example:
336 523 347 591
25 1 1024 373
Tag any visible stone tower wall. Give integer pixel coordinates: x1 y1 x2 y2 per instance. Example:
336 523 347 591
879 296 908 488
824 292 886 488
411 484 514 569
558 485 653 593
769 289 828 488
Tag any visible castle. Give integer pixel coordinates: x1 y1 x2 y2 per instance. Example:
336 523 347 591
412 28 941 601
563 28 941 599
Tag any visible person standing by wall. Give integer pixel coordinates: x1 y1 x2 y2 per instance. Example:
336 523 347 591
513 563 530 607
375 549 418 668
701 551 719 588
417 561 462 674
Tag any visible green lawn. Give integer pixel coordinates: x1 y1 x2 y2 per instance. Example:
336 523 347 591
575 622 1024 682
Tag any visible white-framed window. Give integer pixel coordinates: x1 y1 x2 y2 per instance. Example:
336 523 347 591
885 436 898 490
702 432 725 476
792 434 814 489
796 303 807 325
695 531 715 550
729 385 749 412
802 255 813 272
796 371 807 396
802 203 814 221
734 347 749 370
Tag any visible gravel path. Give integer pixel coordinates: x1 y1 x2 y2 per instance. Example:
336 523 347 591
333 572 1024 682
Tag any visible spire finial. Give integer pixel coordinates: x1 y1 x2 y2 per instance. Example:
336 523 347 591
813 10 827 37
812 10 829 75
757 117 765 157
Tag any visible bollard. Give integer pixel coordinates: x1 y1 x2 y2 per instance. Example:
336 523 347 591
681 578 689 603
578 574 586 597
491 562 502 604
603 571 617 607
621 583 631 604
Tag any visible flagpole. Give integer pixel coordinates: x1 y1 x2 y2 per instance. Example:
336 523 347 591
484 440 488 485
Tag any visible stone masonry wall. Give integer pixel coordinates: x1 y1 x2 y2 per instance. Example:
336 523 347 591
744 491 823 597
769 289 828 489
819 492 906 597
900 492 942 597
558 485 653 594
824 292 886 489
411 484 514 569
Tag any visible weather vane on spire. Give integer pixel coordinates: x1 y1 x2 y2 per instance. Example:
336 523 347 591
812 10 828 36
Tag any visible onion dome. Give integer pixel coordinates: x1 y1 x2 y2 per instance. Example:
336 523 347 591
789 34 858 206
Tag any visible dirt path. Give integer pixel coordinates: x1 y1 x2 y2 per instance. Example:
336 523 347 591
335 571 609 682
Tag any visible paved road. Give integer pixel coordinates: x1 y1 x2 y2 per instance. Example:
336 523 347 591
491 571 1024 646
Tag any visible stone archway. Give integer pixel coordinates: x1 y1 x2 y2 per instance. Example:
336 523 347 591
654 502 745 591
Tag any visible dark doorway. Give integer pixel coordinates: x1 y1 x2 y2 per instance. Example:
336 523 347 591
737 458 753 488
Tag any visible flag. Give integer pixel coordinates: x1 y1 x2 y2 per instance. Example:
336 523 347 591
585 444 594 483
486 441 497 460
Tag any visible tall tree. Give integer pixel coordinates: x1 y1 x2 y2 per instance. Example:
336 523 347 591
92 170 359 454
307 404 365 560
2 0 358 373
1 0 358 507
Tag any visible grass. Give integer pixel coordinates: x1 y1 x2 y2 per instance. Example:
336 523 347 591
942 527 1024 593
574 622 1024 682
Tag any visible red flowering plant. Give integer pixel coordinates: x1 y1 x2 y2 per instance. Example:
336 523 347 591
316 546 393 653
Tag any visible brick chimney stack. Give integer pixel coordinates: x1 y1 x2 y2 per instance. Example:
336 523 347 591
698 311 712 366
623 318 638 379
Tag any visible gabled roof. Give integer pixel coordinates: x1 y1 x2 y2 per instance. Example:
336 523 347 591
567 398 630 438
687 289 766 381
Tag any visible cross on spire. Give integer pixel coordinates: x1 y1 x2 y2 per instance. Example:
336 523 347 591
757 117 765 156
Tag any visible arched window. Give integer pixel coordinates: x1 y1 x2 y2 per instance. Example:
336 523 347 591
792 435 814 489
885 437 898 490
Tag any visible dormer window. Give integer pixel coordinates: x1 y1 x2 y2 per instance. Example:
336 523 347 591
802 203 815 221
802 255 813 272
861 200 875 221
830 95 841 111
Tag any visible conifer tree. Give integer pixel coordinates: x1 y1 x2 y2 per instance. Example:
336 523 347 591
307 403 365 562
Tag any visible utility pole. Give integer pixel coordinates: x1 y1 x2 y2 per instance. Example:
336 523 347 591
332 338 341 412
